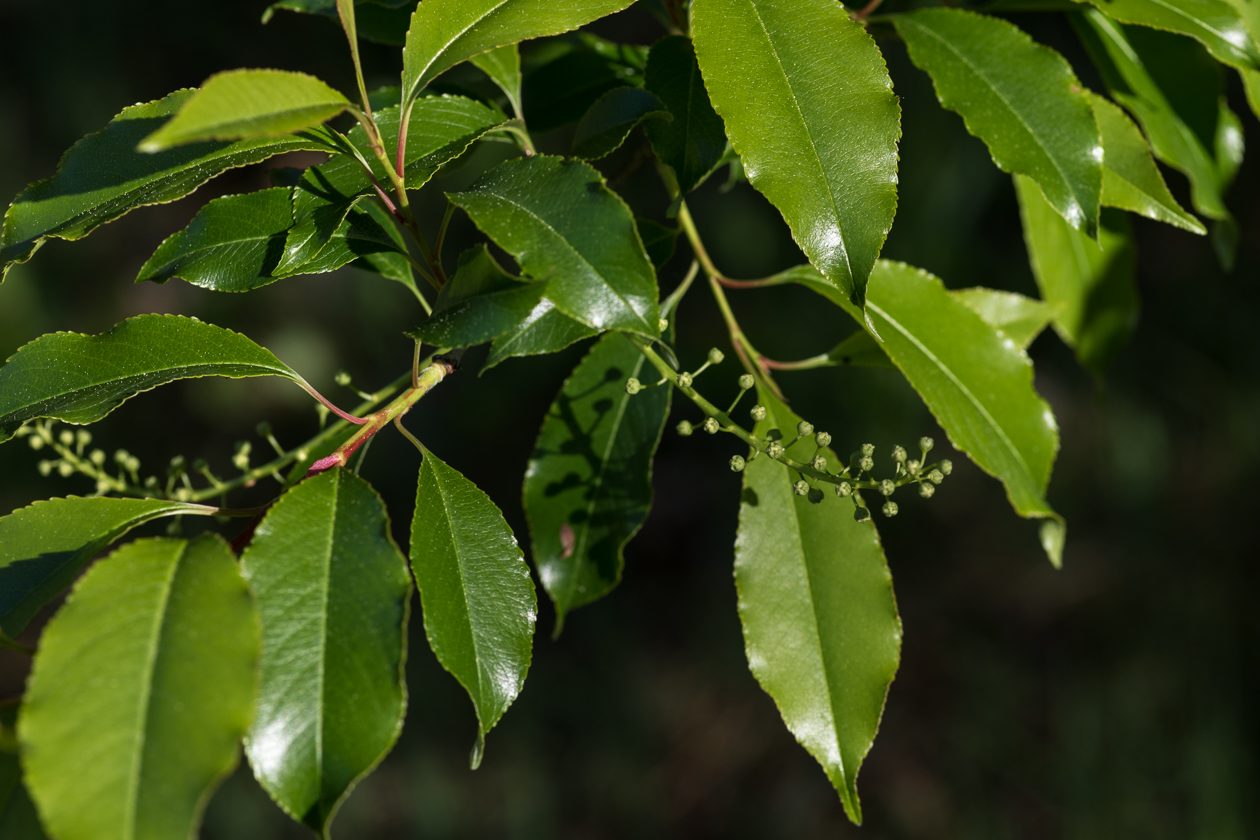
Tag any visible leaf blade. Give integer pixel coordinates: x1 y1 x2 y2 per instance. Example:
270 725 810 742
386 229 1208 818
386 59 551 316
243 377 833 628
644 35 728 198
950 288 1056 349
1072 0 1260 70
571 87 670 160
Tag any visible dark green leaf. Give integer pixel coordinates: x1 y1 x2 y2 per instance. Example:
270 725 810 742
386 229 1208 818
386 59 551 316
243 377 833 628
0 496 220 636
692 0 900 307
1071 0 1260 69
472 45 524 118
264 0 418 46
895 8 1102 236
1016 175 1138 374
484 301 599 370
410 447 537 766
521 35 649 132
644 35 727 199
20 536 257 840
0 315 305 443
523 332 670 628
950 287 1056 349
349 199 419 292
240 469 411 834
736 387 900 825
449 155 660 336
825 329 895 369
0 90 337 281
571 87 669 160
407 246 549 347
0 716 45 840
636 218 679 270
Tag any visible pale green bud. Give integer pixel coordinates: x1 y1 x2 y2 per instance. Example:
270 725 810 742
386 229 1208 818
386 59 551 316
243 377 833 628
28 436 44 451
57 461 74 477
730 455 746 472
892 445 907 463
90 449 106 466
859 456 874 473
703 417 720 434
940 459 953 475
144 476 159 489
59 430 74 446
115 449 131 465
659 318 669 332
835 481 852 497
920 436 935 453
76 430 92 448
907 459 921 476
928 469 944 485
812 455 827 472
882 501 899 517
861 443 875 457
919 482 935 498
880 479 896 497
738 374 755 390
796 420 814 437
625 377 642 395
750 405 767 422
335 370 352 386
815 431 831 447
678 372 694 388
794 480 810 496
767 441 785 459
676 420 694 437
96 479 112 495
37 460 53 477
708 348 725 365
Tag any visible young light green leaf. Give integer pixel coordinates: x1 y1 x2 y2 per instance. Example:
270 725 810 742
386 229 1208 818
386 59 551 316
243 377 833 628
522 34 649 131
950 288 1057 349
240 469 411 835
138 70 350 151
0 90 338 281
0 496 221 636
471 45 524 119
1071 0 1260 70
20 535 258 840
407 245 548 348
410 447 537 767
692 0 900 307
787 261 1065 565
524 332 671 630
1016 175 1138 374
448 155 661 336
1090 92 1206 233
571 87 670 160
644 35 728 200
0 315 308 443
401 0 635 106
895 8 1102 236
737 387 900 825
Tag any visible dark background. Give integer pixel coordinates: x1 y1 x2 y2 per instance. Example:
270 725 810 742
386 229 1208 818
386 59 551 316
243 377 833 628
0 0 1257 837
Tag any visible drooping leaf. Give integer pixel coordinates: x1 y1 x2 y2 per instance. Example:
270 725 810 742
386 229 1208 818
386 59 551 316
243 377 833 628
787 261 1065 565
0 90 338 280
736 387 900 825
448 155 661 336
0 315 306 444
1071 0 1260 70
521 34 649 132
636 218 679 270
0 496 221 636
401 0 635 106
644 35 728 199
240 469 411 834
895 8 1102 236
484 300 599 370
571 87 670 160
410 447 537 767
692 0 901 307
407 245 548 348
950 288 1057 349
472 45 524 118
20 536 258 840
1015 175 1138 374
523 332 671 628
263 0 418 46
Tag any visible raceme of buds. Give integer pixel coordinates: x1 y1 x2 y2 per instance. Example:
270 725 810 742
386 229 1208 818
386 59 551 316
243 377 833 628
730 455 746 472
703 417 720 434
677 420 694 437
879 479 895 497
677 372 694 388
750 404 767 422
815 431 831 447
811 455 827 471
766 441 785 459
708 348 725 365
796 420 814 438
794 480 810 496
882 501 899 517
625 377 642 395
892 445 907 463
738 374 755 390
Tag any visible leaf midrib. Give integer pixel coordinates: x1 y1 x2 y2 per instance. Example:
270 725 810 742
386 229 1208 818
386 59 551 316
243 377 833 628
314 474 339 806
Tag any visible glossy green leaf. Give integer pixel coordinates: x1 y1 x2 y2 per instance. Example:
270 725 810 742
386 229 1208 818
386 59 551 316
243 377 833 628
484 301 599 370
0 90 337 281
0 496 220 636
521 35 649 132
571 87 669 160
1071 0 1260 70
950 288 1057 349
472 45 524 118
0 315 304 443
279 98 503 274
1016 175 1138 374
448 155 660 336
692 0 900 307
895 8 1102 236
524 332 671 628
788 261 1065 564
636 218 679 270
264 0 417 46
410 447 537 766
348 199 418 291
407 245 547 347
20 536 258 840
736 387 900 825
644 35 728 199
240 469 411 834
401 0 635 106
1090 92 1206 232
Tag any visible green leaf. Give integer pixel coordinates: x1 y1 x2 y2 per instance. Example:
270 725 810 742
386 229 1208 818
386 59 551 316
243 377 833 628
521 35 649 132
523 332 670 628
0 315 306 443
349 199 418 292
736 387 900 825
636 218 679 270
410 447 537 767
644 35 729 199
448 155 661 336
472 45 524 119
0 90 337 281
825 329 895 369
401 0 635 106
407 245 548 348
1090 92 1206 233
240 469 411 834
20 535 258 840
0 720 45 840
787 261 1065 565
264 0 418 46
138 70 350 151
1016 175 1139 374
1071 0 1260 70
484 301 599 370
0 496 221 636
950 288 1057 349
895 8 1102 236
692 0 900 307
571 87 670 160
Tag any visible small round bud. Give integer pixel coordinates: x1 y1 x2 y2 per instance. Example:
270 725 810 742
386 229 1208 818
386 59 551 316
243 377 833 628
738 374 755 390
96 479 111 494
815 431 832 448
59 430 74 446
256 421 273 438
881 501 899 518
115 449 131 465
125 456 141 473
144 476 159 489
57 461 74 477
811 455 827 472
169 455 186 473
796 420 814 438
676 420 694 437
677 372 694 388
807 488 824 504
750 405 767 422
659 318 669 332
940 459 953 475
625 377 642 395
892 445 907 463
334 370 352 386
175 487 192 502
919 482 935 499
880 479 896 497
37 460 53 476
861 443 875 457
766 441 785 459
90 449 106 466
835 481 853 497
707 348 725 365
859 456 874 473
729 455 746 472
28 436 44 451
919 436 935 453
193 458 208 472
907 459 921 476
854 506 871 523
794 480 810 496
928 469 944 485
76 430 92 448
703 417 720 435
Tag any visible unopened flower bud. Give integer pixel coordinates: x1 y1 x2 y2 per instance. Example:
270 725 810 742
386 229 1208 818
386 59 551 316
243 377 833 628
59 430 74 446
882 501 899 518
835 481 852 497
738 374 755 390
808 488 824 504
115 449 131 464
97 479 111 494
766 441 785 459
750 404 767 422
76 430 92 448
676 420 694 437
796 420 814 438
193 458 208 472
90 449 106 466
928 469 944 485
37 460 53 476
707 348 725 365
920 436 935 453
880 479 895 497
659 318 669 332
677 372 693 388
907 459 921 476
812 455 827 472
940 459 953 475
861 443 875 457
730 455 746 472
859 456 874 473
58 461 74 477
854 506 871 523
703 417 720 434
144 476 159 489
169 455 186 475
794 480 810 496
815 431 831 447
625 377 642 395
335 370 352 386
919 482 935 498
256 421 273 438
28 436 44 451
892 445 907 463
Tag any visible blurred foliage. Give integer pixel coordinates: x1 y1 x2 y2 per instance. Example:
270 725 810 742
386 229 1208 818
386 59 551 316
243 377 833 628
0 0 1257 837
